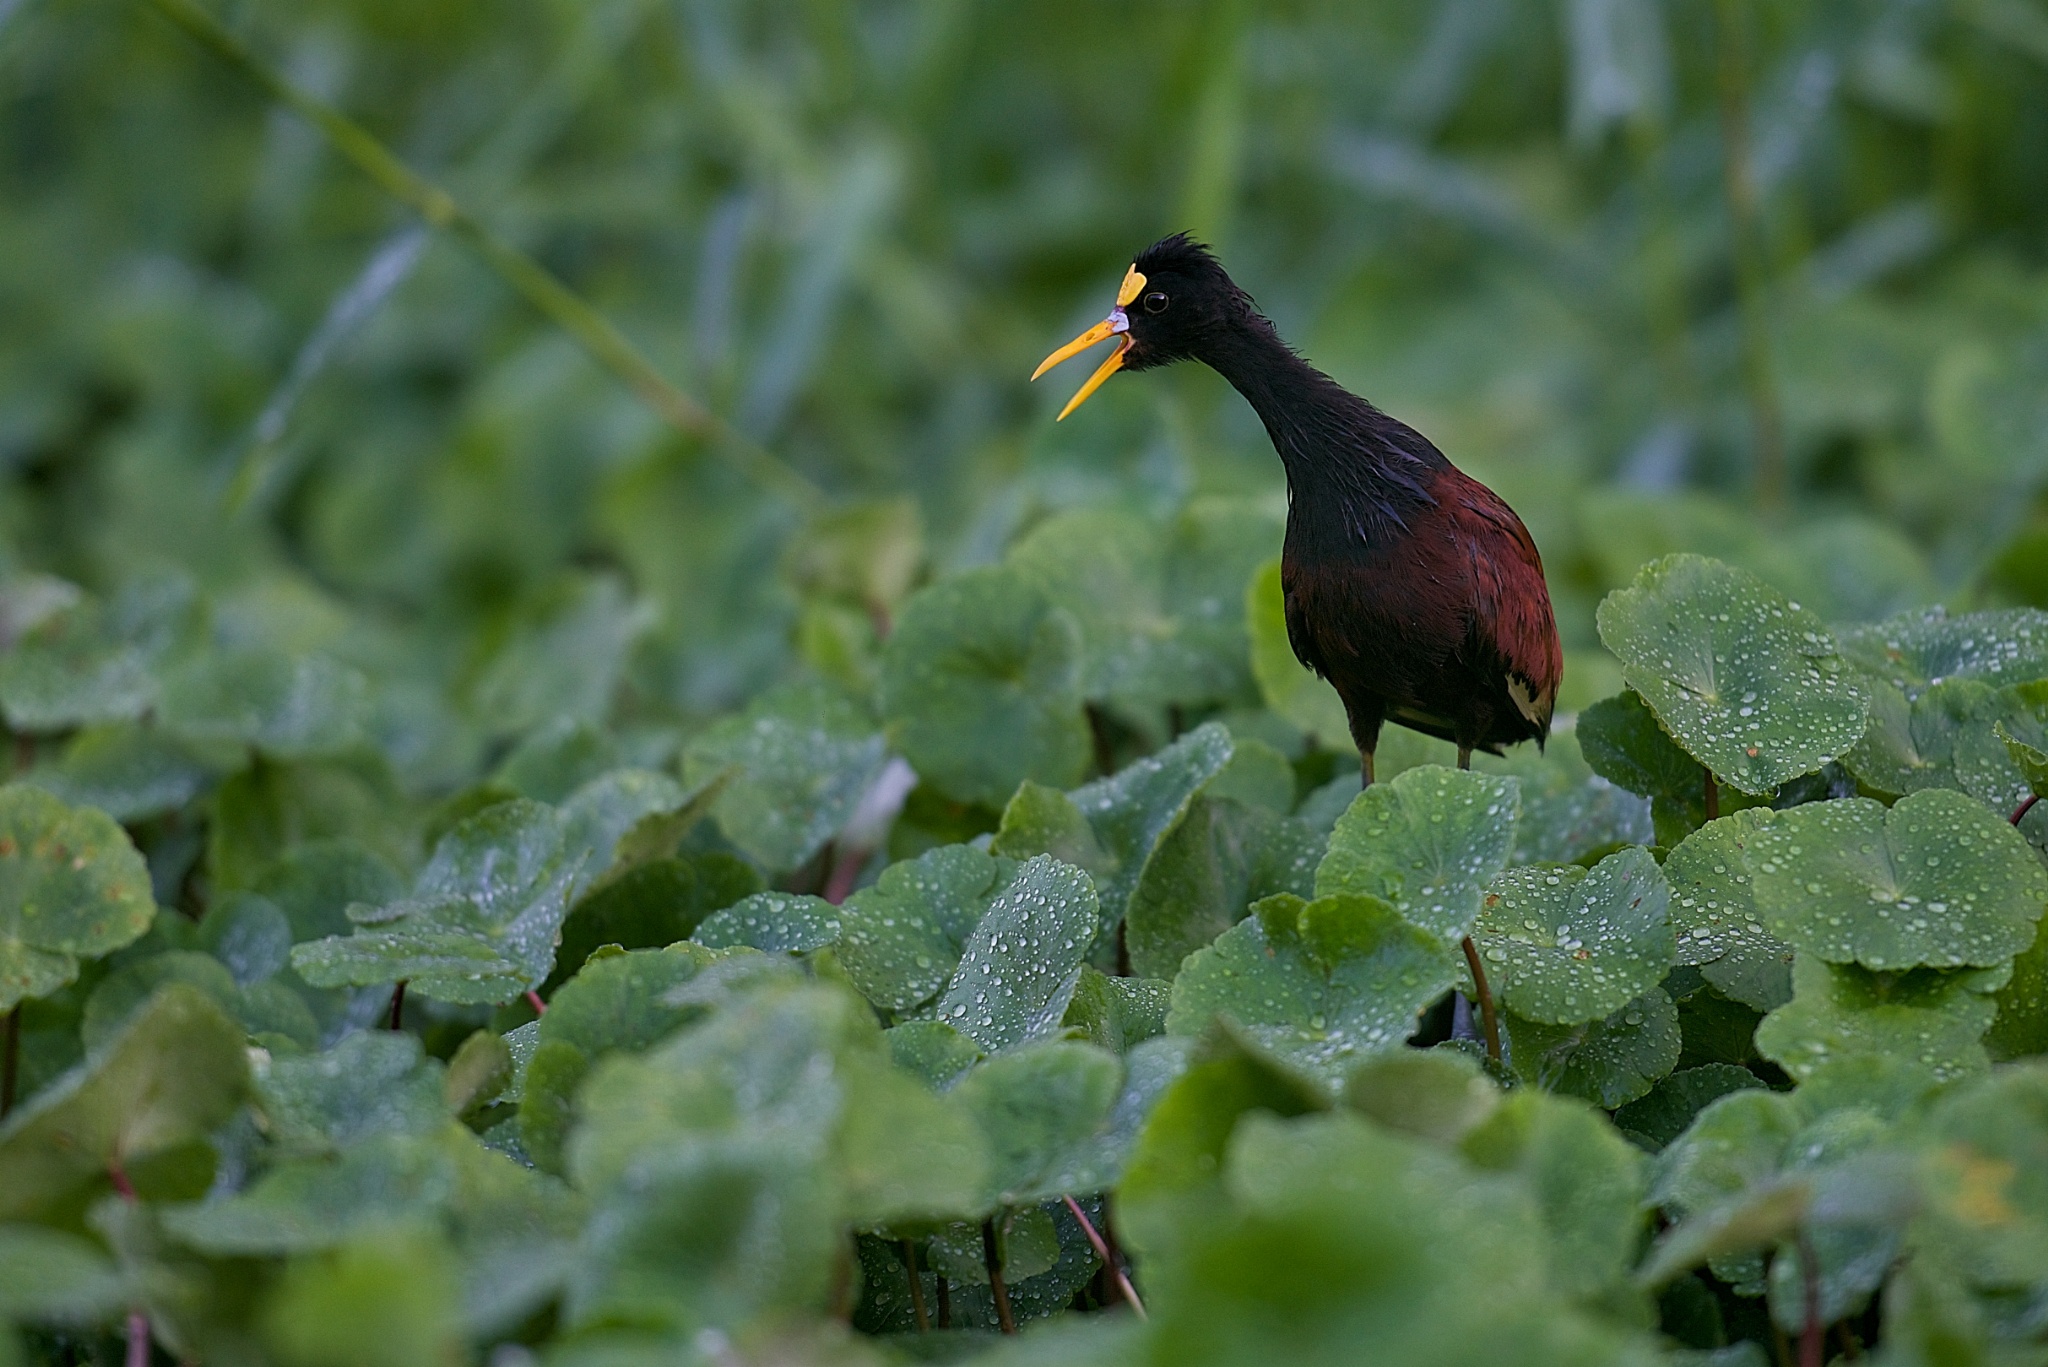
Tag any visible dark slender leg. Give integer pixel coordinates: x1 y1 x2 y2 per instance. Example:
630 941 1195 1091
935 1273 951 1328
387 981 407 1031
1457 745 1472 770
900 1239 929 1332
1704 769 1720 821
1360 750 1375 789
1348 703 1384 791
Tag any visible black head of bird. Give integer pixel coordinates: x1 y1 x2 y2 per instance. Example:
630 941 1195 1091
1035 233 1564 789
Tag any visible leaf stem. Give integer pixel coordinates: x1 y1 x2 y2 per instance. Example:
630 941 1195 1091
524 989 548 1017
1062 1196 1146 1319
1459 937 1503 1065
1704 770 1720 822
2013 794 2040 826
135 0 823 512
1797 1228 1822 1367
388 981 407 1031
899 1239 930 1332
1 1004 18 1119
126 1311 150 1367
981 1216 1017 1334
935 1272 951 1328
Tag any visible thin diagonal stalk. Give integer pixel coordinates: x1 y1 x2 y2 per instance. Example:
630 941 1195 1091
1061 1196 1146 1319
139 0 823 512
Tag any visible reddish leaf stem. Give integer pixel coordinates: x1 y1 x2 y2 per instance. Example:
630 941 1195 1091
1062 1196 1146 1319
899 1239 930 1332
1704 769 1720 821
524 989 547 1017
822 844 868 905
2013 794 2040 827
387 981 407 1031
126 1311 150 1367
1459 937 1503 1065
981 1217 1016 1334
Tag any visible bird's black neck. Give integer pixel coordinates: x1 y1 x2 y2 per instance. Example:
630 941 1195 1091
1198 312 1446 547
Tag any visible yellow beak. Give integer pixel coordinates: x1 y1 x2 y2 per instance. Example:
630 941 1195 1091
1032 266 1147 421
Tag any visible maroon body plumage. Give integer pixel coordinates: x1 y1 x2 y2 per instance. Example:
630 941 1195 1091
1035 234 1562 783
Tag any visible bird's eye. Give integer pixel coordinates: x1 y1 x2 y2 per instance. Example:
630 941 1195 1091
1143 291 1169 314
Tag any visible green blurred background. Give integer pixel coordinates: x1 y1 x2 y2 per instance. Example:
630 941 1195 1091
5 0 2048 759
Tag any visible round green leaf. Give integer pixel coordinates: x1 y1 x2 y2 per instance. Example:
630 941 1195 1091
694 891 841 954
935 854 1099 1054
1755 955 2000 1083
879 565 1090 806
0 784 156 1011
1663 810 1795 1012
23 722 219 823
1505 987 1680 1109
159 648 373 760
1836 607 2048 699
1123 796 1322 981
837 843 1005 1012
1748 791 2048 970
1470 847 1674 1025
1316 764 1521 940
1843 678 2032 808
1595 554 1870 794
1059 721 1233 941
1167 892 1454 1093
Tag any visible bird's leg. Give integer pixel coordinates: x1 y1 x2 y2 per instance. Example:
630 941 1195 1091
1360 751 1375 790
1456 745 1472 770
1347 703 1384 791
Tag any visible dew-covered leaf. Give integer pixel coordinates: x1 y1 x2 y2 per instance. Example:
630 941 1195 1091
1844 678 2033 808
1123 795 1322 980
1747 790 2048 970
1613 1063 1768 1151
1595 554 1869 794
1246 556 1351 744
682 680 888 872
1061 967 1171 1053
947 1040 1122 1206
83 949 318 1052
290 799 581 1004
0 984 250 1220
933 855 1098 1053
1505 987 1680 1108
255 838 406 943
1167 892 1453 1093
257 1030 448 1154
885 1019 983 1091
1316 765 1520 941
1836 607 2048 699
1469 847 1673 1025
492 718 623 804
837 843 1005 1012
159 648 373 760
1061 721 1234 942
2001 721 2048 799
0 784 156 1011
1662 810 1795 1011
22 722 221 823
0 578 200 731
879 565 1091 806
1577 689 1720 844
693 891 841 954
1485 728 1653 865
196 891 293 985
557 768 689 898
1755 955 2001 1082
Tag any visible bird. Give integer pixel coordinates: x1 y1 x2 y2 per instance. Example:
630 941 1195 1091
1033 233 1562 791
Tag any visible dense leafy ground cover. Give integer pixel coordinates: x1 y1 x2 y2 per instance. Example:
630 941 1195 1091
10 0 2048 1363
13 535 2048 1367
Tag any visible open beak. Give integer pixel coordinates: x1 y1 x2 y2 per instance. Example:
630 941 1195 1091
1032 266 1147 421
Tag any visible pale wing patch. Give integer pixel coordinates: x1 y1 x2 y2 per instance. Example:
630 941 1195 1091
1506 674 1551 726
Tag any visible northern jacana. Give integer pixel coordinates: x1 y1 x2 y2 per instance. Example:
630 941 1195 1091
1035 234 1562 788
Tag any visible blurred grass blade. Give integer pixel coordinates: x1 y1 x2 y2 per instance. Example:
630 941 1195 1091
141 0 823 511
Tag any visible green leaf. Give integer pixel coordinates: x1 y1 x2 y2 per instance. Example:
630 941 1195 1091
1205 735 1298 813
83 949 319 1052
1505 987 1681 1108
1343 1048 1500 1144
468 574 652 736
1595 554 1869 794
548 850 758 990
0 984 251 1220
0 784 156 1011
197 891 293 985
1747 790 2048 970
947 1040 1122 1206
1316 764 1521 941
1613 1063 1767 1150
1490 727 1653 865
0 578 200 732
1755 955 1999 1082
884 1020 983 1091
1459 1089 1649 1301
208 756 415 894
255 838 406 943
0 1225 128 1323
1988 917 2048 1061
1168 892 1453 1092
1844 678 2033 808
22 722 220 823
836 843 1003 1012
682 680 888 872
257 1030 448 1155
159 648 373 760
557 768 690 897
290 799 580 1004
879 565 1090 806
693 891 841 954
260 1225 462 1367
1123 795 1322 980
538 945 720 1058
492 717 623 804
1577 689 1718 844
1662 810 1795 1011
1916 1064 2048 1287
1469 847 1674 1025
934 854 1099 1053
1246 556 1351 744
2000 720 2048 799
1836 606 2048 699
1060 967 1171 1053
165 1131 456 1254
